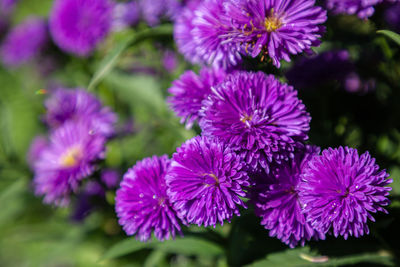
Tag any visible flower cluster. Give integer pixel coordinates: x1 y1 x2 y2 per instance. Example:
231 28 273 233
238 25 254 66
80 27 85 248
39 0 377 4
29 88 116 206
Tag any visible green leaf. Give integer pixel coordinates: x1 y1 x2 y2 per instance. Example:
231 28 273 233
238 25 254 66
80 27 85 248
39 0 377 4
88 24 173 91
155 237 224 257
377 30 400 46
246 247 393 267
100 238 152 261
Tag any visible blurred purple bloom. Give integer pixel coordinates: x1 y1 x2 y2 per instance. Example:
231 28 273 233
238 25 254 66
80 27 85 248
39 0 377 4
33 120 106 206
101 169 120 189
326 0 382 19
45 88 117 137
27 136 48 168
112 1 140 31
168 67 227 128
201 71 311 171
166 136 250 227
49 0 113 56
0 17 48 67
299 146 392 239
251 145 325 248
224 0 327 67
162 50 178 73
0 0 17 16
115 155 182 241
385 2 400 31
139 0 181 27
174 0 242 68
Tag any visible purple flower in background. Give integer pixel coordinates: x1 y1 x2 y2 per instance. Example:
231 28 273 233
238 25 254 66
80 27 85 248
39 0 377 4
385 2 400 31
168 67 227 128
251 145 325 248
112 1 140 31
201 71 311 171
0 17 48 67
45 88 117 137
174 0 242 68
162 50 178 73
33 120 106 206
27 136 48 168
299 147 392 239
224 0 327 67
49 0 113 57
166 136 250 227
139 0 181 27
115 155 182 241
286 50 355 90
326 0 382 19
101 169 120 189
0 0 17 16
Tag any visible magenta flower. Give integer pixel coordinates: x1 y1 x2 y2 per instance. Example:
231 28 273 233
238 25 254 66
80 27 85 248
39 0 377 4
166 136 250 227
45 88 117 137
201 71 311 171
326 0 382 19
27 136 48 168
168 67 227 128
115 155 183 241
251 145 325 248
49 0 113 56
33 120 106 206
299 146 392 239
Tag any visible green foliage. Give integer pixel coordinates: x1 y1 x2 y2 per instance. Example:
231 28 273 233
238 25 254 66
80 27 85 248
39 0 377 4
377 30 400 46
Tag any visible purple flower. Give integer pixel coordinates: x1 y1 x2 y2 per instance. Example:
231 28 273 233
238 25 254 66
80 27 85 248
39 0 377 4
0 17 48 67
33 120 106 206
167 67 227 128
27 135 48 168
139 0 181 27
49 0 113 57
115 155 182 241
224 0 327 67
174 0 242 68
101 169 120 189
299 146 392 239
251 145 325 248
385 2 400 31
0 0 17 16
45 88 117 137
326 0 382 19
112 1 140 31
162 49 178 73
201 71 311 171
166 136 250 227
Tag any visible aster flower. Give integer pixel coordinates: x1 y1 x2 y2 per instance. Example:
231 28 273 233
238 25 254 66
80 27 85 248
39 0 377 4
101 169 120 188
223 0 327 67
45 88 117 137
299 146 392 239
200 71 311 171
326 0 382 19
251 145 325 248
112 1 140 31
27 136 48 168
166 136 250 227
168 67 227 128
139 0 181 27
115 155 182 241
174 0 242 68
0 17 48 67
49 0 113 57
33 120 106 206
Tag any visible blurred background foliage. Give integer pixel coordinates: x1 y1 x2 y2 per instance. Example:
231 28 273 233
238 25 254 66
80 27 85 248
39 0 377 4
0 0 400 266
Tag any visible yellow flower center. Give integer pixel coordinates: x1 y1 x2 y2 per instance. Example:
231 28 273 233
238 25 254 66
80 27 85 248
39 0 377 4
60 146 82 167
264 9 282 32
240 114 253 124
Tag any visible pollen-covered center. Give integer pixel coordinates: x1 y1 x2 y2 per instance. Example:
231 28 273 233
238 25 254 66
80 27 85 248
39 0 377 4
264 9 282 32
60 146 82 167
203 173 220 186
240 114 253 123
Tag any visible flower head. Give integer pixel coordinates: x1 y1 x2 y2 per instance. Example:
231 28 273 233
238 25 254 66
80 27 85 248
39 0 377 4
201 71 311 171
49 0 113 56
224 0 327 67
299 146 392 239
115 155 182 241
0 17 48 67
166 136 250 227
168 67 227 128
174 0 242 68
33 120 106 206
45 88 117 137
251 145 325 248
112 1 140 31
101 169 120 188
326 0 382 19
139 0 181 27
